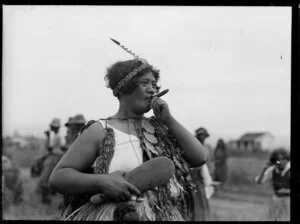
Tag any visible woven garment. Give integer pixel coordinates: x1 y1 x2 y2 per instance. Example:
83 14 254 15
62 117 196 221
64 195 184 221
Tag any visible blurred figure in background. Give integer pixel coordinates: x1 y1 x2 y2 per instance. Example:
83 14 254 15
214 139 228 188
65 116 75 151
65 114 86 151
2 155 23 206
61 114 86 210
36 118 66 204
72 114 87 134
255 148 290 221
189 127 214 221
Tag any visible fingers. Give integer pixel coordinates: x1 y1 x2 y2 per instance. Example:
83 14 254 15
150 97 158 109
113 170 127 177
151 97 161 110
151 97 166 113
126 182 141 196
122 190 132 201
100 171 141 202
103 189 131 203
116 189 133 202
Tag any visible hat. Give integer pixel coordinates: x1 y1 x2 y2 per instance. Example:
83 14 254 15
65 117 74 127
72 114 86 124
50 118 60 128
195 127 209 137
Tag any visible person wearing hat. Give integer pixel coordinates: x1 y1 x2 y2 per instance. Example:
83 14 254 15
72 114 87 133
65 116 75 151
65 114 86 151
37 118 66 204
189 127 214 221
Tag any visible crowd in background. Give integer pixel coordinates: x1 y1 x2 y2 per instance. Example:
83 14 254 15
2 117 290 221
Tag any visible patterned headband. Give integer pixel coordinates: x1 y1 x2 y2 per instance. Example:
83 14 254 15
110 38 158 96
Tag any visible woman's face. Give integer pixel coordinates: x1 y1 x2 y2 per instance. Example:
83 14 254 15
125 72 158 114
196 134 207 144
275 154 288 171
51 126 60 133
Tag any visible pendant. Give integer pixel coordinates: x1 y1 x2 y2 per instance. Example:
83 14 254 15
144 144 153 159
144 141 159 155
143 131 158 144
173 157 183 170
155 145 163 155
141 119 155 134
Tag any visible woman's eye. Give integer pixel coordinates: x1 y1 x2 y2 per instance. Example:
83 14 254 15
139 81 157 89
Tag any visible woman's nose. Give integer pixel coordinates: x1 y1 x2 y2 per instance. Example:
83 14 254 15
147 85 156 94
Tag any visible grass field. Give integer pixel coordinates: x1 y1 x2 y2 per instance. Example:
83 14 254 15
225 156 272 194
3 168 62 220
2 165 273 221
2 145 276 220
2 168 272 221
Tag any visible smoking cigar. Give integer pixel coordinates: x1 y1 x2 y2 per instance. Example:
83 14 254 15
152 89 169 98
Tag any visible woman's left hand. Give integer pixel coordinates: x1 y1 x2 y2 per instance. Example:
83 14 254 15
151 97 172 124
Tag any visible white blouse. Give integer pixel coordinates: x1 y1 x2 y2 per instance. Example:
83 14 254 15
96 119 182 198
97 120 143 173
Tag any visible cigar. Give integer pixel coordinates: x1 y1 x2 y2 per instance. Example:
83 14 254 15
152 89 169 98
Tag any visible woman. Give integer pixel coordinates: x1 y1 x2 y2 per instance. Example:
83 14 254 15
255 148 290 221
214 139 228 186
49 48 207 221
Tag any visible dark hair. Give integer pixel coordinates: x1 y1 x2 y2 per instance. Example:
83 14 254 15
269 148 290 165
216 139 226 150
105 59 160 98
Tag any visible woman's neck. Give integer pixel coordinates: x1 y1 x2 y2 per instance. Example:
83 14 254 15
113 104 144 119
112 112 143 120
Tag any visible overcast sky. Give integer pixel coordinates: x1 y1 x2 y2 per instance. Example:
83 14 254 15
3 6 291 148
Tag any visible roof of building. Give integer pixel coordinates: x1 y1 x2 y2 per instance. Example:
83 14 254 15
238 132 273 141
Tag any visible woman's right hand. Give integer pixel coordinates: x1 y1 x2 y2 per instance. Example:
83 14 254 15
100 170 141 202
264 161 272 169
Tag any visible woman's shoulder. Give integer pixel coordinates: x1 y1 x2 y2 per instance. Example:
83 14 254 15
82 118 108 130
79 119 107 142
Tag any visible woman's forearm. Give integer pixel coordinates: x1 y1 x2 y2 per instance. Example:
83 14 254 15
164 116 207 167
49 168 107 195
255 167 268 184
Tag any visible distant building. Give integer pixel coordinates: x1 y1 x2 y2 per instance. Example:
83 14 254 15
10 136 30 148
227 140 238 150
227 132 275 152
3 134 44 151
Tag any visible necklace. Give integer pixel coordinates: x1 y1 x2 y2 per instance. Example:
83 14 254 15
107 116 161 163
134 118 161 159
107 116 143 121
126 119 142 165
107 115 143 165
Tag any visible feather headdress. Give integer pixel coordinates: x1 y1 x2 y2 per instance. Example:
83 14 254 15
109 38 157 96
